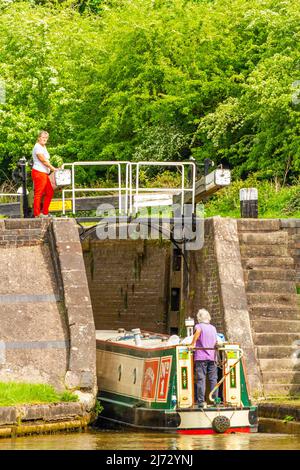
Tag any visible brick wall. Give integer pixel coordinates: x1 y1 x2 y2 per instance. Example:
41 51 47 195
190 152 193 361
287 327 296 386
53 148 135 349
83 239 171 333
0 218 51 246
188 218 224 333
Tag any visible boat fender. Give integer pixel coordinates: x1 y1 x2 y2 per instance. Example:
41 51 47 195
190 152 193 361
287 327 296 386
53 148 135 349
248 408 258 426
212 415 230 433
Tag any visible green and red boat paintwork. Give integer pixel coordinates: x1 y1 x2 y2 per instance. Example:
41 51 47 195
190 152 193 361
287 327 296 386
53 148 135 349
96 330 258 434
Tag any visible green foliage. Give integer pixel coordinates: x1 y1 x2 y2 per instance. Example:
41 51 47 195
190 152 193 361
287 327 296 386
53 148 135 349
93 399 103 417
283 415 295 423
59 391 79 402
204 175 300 218
265 395 300 403
51 154 64 167
139 170 183 188
0 0 300 185
0 381 78 406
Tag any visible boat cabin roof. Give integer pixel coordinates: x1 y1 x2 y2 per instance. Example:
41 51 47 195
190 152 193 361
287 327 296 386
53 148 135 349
95 330 181 349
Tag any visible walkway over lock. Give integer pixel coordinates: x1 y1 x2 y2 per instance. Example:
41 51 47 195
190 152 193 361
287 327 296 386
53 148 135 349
61 160 231 216
0 160 231 218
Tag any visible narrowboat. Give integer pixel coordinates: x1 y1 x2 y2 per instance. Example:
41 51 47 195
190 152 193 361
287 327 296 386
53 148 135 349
95 328 258 434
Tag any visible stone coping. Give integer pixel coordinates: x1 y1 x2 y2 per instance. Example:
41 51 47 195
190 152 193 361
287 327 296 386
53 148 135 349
0 402 85 426
258 402 300 422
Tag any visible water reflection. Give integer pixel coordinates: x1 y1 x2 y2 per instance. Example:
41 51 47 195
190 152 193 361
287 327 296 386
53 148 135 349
0 430 300 450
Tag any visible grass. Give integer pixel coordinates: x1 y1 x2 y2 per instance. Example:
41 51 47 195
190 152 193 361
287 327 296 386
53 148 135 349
205 176 300 219
0 382 78 407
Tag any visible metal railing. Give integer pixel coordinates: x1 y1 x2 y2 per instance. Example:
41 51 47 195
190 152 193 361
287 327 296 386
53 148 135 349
0 193 20 202
189 345 244 405
130 161 196 214
208 347 244 404
61 161 131 215
61 161 196 216
0 161 196 217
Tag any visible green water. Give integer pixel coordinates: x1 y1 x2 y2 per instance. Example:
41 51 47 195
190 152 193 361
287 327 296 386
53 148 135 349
0 430 299 450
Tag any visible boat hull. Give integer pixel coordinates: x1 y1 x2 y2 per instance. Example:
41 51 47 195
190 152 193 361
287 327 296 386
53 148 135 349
95 331 258 435
97 396 258 434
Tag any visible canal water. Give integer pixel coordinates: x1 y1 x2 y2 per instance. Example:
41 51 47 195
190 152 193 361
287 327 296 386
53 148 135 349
0 429 299 450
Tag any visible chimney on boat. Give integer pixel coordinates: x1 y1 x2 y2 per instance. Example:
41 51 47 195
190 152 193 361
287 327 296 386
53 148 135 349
185 317 195 337
132 328 142 346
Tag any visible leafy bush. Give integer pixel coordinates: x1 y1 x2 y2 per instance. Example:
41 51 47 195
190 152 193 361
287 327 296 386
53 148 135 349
205 175 300 218
1 0 300 186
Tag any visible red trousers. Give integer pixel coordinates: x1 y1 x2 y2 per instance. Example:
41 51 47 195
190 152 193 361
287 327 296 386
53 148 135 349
31 169 54 217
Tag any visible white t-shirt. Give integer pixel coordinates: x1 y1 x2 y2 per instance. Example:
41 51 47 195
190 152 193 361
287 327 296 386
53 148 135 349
32 143 50 174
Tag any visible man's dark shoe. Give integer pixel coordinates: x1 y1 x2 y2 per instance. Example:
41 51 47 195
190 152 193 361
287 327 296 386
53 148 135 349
198 402 204 408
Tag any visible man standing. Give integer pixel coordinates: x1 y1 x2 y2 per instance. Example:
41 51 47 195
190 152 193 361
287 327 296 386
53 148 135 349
190 308 218 408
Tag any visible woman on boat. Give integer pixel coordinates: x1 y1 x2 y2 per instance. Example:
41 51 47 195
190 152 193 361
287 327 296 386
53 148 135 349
190 308 218 408
31 130 57 218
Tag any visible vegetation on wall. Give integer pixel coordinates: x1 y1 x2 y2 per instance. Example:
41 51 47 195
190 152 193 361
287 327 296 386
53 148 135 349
0 381 78 406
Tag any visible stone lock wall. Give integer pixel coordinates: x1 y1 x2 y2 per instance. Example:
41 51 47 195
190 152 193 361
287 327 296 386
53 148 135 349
188 218 224 332
0 218 96 409
0 218 67 390
281 219 300 289
188 217 300 397
52 219 96 400
2 216 300 402
237 218 300 396
188 217 263 396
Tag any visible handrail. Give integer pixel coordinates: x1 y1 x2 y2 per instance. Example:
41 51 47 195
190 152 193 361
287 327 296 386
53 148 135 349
208 347 244 404
61 161 130 215
129 161 196 215
60 160 196 216
188 345 244 405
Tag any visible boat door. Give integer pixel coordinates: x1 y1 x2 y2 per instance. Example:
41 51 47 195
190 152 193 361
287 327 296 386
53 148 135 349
222 344 242 406
176 346 194 408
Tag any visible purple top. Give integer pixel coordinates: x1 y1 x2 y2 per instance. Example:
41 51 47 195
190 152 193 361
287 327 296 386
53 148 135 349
194 323 217 361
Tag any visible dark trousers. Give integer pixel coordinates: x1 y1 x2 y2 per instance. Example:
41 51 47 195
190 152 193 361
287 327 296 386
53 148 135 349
195 360 218 404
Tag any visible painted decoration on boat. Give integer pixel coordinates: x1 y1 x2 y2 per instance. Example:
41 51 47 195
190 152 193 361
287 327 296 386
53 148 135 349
142 358 160 401
223 344 241 406
156 356 172 402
